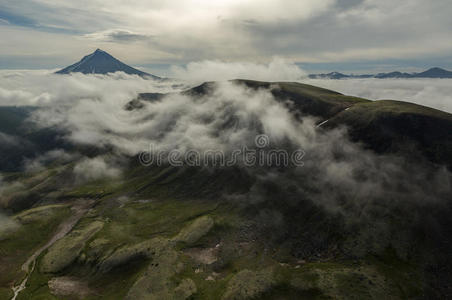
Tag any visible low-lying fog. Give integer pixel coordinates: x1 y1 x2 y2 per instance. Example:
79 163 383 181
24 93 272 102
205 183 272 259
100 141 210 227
2 60 451 113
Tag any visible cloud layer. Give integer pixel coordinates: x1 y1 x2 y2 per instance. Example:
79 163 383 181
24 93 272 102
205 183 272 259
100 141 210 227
73 156 122 182
306 78 452 113
0 70 184 106
171 58 306 82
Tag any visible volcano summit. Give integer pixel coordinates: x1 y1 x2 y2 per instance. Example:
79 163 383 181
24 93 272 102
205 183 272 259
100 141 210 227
56 49 159 79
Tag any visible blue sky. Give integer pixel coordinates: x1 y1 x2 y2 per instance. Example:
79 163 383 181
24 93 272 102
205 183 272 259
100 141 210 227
1 0 452 75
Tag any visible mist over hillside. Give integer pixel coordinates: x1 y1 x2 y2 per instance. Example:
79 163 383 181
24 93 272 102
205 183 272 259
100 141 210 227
2 0 452 298
306 77 452 114
2 61 452 113
1 64 452 298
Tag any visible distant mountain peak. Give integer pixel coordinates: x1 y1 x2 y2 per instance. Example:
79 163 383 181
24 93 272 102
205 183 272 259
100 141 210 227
309 67 452 79
55 49 160 79
415 67 452 78
427 67 445 71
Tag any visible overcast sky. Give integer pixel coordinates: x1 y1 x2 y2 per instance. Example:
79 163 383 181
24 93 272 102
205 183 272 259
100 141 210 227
1 0 452 74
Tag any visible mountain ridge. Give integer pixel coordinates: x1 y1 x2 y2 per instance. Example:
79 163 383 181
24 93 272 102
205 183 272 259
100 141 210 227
135 79 452 168
309 67 452 79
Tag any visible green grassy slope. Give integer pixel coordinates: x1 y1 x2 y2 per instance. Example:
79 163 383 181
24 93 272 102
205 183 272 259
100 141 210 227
0 205 71 294
237 80 370 119
9 193 424 300
326 100 452 167
2 157 445 298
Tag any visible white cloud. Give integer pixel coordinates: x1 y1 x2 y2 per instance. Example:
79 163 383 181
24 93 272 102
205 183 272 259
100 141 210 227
0 70 183 106
0 213 20 239
1 70 451 163
83 29 151 42
24 149 77 173
0 133 21 147
0 175 25 216
170 58 306 82
304 78 452 113
73 156 122 182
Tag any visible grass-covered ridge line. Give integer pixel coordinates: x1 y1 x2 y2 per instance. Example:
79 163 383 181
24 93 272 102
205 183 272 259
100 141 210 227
327 99 452 167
